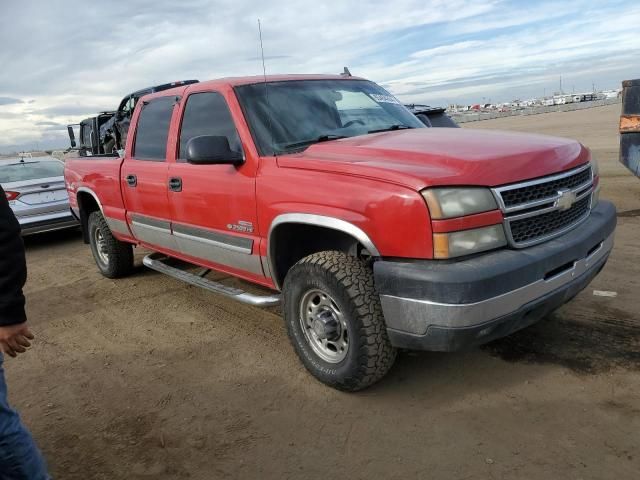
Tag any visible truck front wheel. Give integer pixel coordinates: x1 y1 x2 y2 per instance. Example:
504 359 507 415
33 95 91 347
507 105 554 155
283 251 396 391
88 211 134 278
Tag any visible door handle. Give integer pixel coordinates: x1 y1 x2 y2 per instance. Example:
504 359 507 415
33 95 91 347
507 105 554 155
168 177 182 192
126 174 137 187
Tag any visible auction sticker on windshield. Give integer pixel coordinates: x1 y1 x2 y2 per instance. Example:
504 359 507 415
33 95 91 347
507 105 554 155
370 94 400 104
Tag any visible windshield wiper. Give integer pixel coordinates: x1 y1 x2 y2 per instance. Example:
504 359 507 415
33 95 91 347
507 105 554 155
281 134 347 151
368 124 414 134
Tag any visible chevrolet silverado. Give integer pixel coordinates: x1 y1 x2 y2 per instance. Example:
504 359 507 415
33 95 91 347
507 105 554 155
64 74 616 391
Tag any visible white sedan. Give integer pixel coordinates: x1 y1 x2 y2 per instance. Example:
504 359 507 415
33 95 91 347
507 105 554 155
1 156 78 235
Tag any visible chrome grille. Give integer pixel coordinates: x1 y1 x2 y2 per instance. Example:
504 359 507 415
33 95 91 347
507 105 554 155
509 196 591 244
501 167 592 207
493 164 594 248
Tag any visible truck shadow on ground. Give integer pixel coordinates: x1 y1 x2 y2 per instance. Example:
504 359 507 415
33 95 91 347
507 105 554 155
376 300 640 393
481 306 640 373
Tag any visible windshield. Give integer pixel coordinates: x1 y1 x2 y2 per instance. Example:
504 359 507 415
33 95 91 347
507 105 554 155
235 79 424 155
0 160 64 183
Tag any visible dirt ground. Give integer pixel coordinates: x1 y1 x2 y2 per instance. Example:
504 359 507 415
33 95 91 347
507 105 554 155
9 103 639 479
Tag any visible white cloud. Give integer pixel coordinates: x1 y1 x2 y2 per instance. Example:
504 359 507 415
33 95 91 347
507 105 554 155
362 4 640 104
0 0 639 151
410 41 486 59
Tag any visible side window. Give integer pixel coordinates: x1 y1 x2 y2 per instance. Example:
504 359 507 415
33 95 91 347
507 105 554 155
120 97 135 117
81 124 92 148
133 96 174 161
178 92 242 161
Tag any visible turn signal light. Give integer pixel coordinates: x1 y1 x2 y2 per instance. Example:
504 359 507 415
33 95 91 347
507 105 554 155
5 191 19 201
433 224 507 259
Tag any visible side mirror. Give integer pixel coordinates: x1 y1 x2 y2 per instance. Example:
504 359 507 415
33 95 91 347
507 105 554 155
186 135 244 166
67 125 77 148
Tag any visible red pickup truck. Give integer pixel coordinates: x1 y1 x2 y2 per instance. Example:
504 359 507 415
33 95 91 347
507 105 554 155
64 74 616 391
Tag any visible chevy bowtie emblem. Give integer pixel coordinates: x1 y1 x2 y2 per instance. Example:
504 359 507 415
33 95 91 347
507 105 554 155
556 189 577 211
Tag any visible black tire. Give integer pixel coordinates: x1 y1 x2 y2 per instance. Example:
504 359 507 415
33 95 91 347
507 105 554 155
283 251 396 391
87 211 134 279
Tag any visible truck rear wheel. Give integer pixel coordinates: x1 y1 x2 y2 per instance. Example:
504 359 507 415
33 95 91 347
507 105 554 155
88 211 134 278
283 251 396 391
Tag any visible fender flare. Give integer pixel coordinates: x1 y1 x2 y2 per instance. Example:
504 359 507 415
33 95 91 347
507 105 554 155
75 187 105 243
267 213 380 290
76 187 104 213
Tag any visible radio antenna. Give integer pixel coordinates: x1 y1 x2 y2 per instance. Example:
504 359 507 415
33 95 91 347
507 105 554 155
257 19 275 155
258 19 268 81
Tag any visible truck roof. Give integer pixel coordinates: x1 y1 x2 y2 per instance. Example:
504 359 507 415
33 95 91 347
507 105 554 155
139 74 365 101
128 79 200 98
202 74 364 87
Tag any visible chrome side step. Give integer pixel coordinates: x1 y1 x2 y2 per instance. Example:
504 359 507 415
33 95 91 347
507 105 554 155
142 253 281 307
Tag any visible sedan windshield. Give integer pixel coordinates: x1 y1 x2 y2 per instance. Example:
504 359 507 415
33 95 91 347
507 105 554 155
235 79 424 155
0 160 64 183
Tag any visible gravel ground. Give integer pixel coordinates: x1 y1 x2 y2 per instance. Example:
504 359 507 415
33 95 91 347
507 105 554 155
7 103 639 479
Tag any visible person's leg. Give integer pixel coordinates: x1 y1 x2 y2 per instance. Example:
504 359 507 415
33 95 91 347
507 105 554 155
0 353 50 479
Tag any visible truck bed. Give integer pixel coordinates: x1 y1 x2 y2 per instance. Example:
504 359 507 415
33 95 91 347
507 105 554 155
65 155 128 234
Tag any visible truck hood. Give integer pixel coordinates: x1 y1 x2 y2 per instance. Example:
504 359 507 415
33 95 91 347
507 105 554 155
276 128 590 190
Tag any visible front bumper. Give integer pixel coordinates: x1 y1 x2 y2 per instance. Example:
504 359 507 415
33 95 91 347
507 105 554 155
18 210 79 235
374 201 617 351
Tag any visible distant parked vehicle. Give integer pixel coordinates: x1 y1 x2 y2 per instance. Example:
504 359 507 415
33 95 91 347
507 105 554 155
620 79 640 178
404 104 459 127
1 156 78 235
51 150 67 161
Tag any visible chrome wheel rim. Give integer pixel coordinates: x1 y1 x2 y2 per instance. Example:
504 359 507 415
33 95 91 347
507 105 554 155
94 227 109 265
299 289 348 363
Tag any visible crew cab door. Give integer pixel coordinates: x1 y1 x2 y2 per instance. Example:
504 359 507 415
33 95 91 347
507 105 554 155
167 90 263 277
121 95 177 251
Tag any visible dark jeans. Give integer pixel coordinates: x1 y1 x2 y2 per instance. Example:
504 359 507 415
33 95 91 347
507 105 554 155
0 354 49 479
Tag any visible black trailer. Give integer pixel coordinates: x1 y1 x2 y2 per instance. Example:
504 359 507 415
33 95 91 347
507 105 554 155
67 111 117 157
67 79 199 156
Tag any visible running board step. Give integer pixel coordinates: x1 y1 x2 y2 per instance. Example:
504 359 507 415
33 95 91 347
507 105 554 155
142 253 281 307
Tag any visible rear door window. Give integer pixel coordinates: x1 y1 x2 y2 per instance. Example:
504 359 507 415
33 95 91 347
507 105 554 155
133 96 175 161
178 92 242 161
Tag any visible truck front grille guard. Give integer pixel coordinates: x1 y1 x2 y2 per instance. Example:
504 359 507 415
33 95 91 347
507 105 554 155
492 163 594 248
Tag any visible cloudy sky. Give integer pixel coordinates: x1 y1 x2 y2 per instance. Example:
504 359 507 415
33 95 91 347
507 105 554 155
1 0 639 153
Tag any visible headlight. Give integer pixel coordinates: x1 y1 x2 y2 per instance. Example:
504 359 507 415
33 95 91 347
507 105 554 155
422 187 498 219
433 224 507 259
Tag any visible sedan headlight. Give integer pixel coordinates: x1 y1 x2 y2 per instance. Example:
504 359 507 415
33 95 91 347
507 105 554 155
422 187 498 219
433 224 507 259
